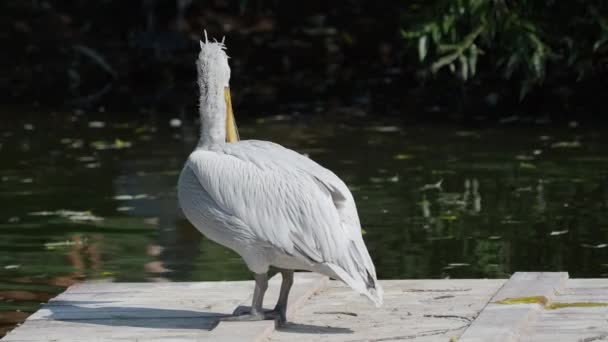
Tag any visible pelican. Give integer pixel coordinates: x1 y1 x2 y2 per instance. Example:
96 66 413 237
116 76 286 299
177 34 382 325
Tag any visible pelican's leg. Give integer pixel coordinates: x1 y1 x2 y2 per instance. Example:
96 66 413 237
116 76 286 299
221 273 268 321
266 269 294 325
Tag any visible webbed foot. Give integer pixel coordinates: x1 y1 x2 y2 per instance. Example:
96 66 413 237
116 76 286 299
265 304 287 326
219 305 266 322
219 305 287 325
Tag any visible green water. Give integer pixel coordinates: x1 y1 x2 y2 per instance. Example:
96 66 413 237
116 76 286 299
1 109 608 335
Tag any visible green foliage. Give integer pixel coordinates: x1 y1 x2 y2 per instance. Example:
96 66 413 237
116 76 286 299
402 0 608 99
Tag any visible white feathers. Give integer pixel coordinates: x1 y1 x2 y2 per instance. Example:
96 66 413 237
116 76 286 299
178 35 383 306
197 34 231 147
179 141 383 306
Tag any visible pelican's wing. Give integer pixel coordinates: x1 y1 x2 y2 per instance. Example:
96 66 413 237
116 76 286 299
185 140 382 305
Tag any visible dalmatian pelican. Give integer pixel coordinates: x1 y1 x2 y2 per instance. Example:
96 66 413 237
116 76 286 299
177 33 382 325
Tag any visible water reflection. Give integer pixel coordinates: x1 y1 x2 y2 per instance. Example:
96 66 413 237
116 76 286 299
1 111 608 336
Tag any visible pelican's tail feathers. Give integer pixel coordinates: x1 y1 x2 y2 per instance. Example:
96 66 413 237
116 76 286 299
325 262 383 307
321 232 383 307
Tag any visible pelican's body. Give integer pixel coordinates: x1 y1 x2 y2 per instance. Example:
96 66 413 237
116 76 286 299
178 36 382 324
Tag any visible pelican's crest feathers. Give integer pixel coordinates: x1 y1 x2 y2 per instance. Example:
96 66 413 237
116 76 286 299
196 31 231 147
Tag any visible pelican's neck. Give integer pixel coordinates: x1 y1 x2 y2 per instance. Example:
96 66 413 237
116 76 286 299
197 82 226 148
196 40 230 148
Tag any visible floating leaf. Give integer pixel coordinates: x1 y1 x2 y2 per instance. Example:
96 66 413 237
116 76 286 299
45 240 81 250
144 217 159 226
114 194 149 200
495 296 547 305
440 214 458 221
420 179 443 191
369 126 401 133
113 138 131 149
29 210 102 222
551 141 582 149
581 243 607 249
546 302 608 310
516 155 534 161
519 162 536 169
88 121 106 128
393 154 413 160
91 139 132 150
169 118 182 127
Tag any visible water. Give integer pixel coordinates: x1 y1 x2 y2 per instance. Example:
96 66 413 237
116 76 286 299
1 109 608 335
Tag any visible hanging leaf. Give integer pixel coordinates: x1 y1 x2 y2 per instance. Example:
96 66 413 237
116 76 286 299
459 54 469 80
469 45 478 76
418 35 428 61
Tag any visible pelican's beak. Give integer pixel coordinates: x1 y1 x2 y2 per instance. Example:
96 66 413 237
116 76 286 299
224 87 239 143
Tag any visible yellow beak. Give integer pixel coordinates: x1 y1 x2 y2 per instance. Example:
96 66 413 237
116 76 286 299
224 87 239 143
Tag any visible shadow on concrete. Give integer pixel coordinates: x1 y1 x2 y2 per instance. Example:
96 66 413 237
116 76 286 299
278 322 353 334
47 301 352 334
47 301 227 330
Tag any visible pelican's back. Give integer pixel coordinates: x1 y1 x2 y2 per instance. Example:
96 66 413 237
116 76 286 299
178 140 382 306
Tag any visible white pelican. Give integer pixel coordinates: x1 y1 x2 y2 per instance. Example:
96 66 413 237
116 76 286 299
177 34 382 324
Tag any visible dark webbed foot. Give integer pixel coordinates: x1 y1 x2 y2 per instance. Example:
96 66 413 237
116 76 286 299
219 306 266 321
220 305 288 325
217 271 292 326
265 304 288 326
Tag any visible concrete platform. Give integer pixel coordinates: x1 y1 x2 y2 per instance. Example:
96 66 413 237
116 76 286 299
2 272 607 341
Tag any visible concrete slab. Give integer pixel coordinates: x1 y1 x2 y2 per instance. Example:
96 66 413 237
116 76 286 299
268 279 505 342
2 272 607 341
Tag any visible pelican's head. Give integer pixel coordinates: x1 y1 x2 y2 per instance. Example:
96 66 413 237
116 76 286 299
196 32 239 145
